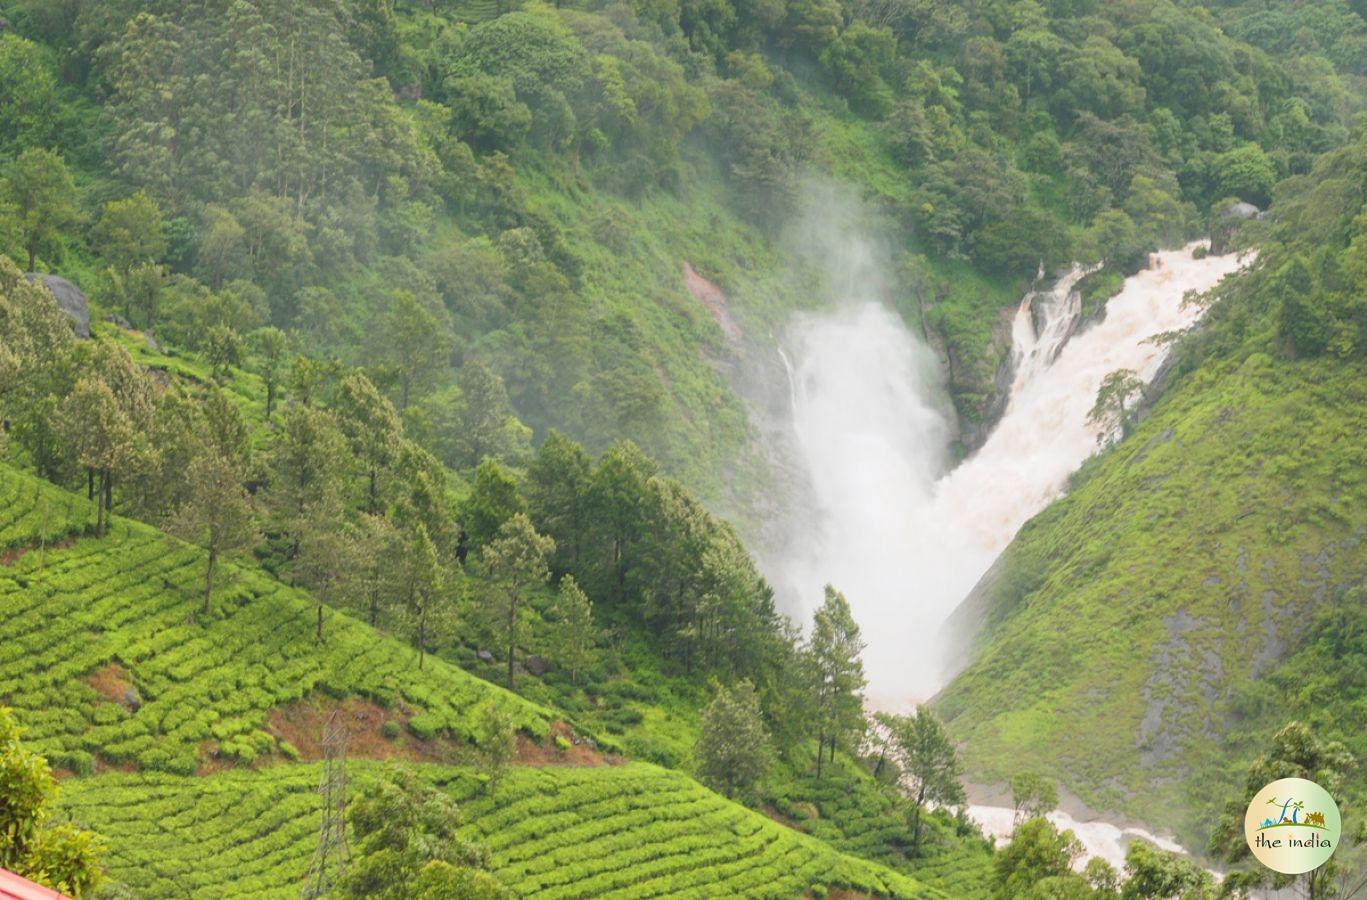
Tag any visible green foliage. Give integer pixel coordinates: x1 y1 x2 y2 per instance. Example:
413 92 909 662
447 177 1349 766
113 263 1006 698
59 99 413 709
0 707 105 898
547 574 596 684
0 464 553 773
808 586 866 775
471 703 518 798
1008 773 1058 825
937 134 1367 848
993 818 1084 899
474 512 554 690
92 192 166 277
1086 368 1144 443
2 148 79 272
0 34 56 153
694 679 772 800
60 762 933 898
881 707 966 858
1121 840 1214 900
1208 721 1357 897
341 764 507 900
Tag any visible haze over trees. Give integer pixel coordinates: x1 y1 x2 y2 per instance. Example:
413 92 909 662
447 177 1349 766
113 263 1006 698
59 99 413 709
0 0 1361 895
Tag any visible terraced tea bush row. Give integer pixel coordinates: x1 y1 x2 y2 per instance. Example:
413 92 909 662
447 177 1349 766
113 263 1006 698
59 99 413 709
0 464 552 774
62 763 941 898
767 766 995 897
0 466 95 551
442 764 937 899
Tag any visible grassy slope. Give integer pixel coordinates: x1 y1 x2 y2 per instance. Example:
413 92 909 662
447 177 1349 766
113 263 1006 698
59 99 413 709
0 463 555 776
936 337 1365 848
0 461 965 895
57 762 937 898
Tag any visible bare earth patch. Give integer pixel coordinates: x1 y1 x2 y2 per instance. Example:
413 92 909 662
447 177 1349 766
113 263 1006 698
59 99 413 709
514 721 621 768
85 662 135 706
683 262 743 346
1 536 78 567
268 695 459 764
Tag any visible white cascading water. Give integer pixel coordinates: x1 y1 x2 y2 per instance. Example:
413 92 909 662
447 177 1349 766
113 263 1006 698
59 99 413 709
777 243 1246 707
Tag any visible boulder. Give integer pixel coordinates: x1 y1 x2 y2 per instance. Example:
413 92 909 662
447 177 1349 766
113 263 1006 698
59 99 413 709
525 655 549 677
25 273 90 338
476 649 495 663
123 687 142 712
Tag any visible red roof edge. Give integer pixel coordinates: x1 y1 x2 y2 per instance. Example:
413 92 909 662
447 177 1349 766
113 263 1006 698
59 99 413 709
0 869 66 900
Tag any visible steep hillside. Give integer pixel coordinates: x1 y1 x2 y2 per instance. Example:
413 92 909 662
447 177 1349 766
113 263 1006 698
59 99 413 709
0 463 556 776
57 763 938 897
938 137 1367 850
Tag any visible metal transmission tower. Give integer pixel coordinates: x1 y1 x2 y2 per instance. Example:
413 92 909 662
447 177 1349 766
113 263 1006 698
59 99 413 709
301 709 351 899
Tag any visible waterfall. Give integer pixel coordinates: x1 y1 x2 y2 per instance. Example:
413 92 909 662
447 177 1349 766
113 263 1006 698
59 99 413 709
770 243 1246 707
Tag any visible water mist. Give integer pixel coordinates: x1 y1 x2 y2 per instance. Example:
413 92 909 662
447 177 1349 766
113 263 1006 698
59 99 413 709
760 198 1246 707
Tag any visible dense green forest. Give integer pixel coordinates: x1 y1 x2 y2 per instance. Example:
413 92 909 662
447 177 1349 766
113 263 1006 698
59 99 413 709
0 0 1363 896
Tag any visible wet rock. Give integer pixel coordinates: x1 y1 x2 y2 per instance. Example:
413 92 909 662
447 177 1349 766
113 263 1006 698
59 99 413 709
25 273 90 338
1211 201 1262 255
525 655 549 677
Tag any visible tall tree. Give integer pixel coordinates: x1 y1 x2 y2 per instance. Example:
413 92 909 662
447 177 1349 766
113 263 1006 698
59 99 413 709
0 708 105 898
294 515 358 642
695 679 773 800
445 358 522 467
335 372 402 513
475 513 554 690
3 148 79 272
55 343 155 535
378 290 447 411
56 378 135 538
524 429 591 573
807 585 866 777
1087 369 1144 443
548 574 596 684
1010 773 1059 826
250 326 289 420
395 523 457 670
472 703 517 798
266 404 348 567
582 441 655 606
93 191 166 276
463 458 526 553
890 706 966 857
173 391 258 613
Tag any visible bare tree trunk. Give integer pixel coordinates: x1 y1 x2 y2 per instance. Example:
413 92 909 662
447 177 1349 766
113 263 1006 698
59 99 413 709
418 606 426 670
203 547 217 615
506 594 518 690
95 470 107 537
911 784 926 858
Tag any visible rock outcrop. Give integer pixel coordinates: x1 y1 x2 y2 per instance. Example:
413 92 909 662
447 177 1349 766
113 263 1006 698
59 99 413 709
25 273 90 338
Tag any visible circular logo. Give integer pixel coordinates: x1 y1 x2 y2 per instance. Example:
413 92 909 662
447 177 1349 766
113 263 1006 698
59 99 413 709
1244 777 1341 874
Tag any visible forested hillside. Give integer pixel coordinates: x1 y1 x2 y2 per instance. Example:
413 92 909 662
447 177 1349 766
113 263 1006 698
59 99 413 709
0 0 1363 896
940 132 1365 856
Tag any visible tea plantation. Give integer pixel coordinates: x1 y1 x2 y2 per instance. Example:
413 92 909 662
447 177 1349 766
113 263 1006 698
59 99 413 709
4 461 957 896
0 464 553 777
59 763 939 898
